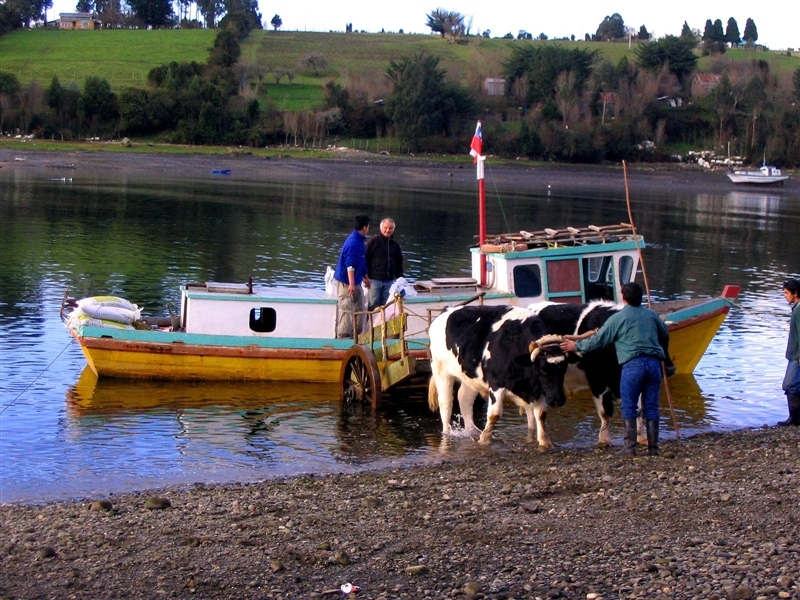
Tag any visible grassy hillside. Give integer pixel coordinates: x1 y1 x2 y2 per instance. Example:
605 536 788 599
1 28 797 109
0 28 215 90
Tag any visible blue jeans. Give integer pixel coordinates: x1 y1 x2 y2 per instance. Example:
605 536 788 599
620 356 663 421
367 278 395 311
783 359 800 396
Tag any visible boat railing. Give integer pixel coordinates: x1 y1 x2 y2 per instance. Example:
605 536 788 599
352 291 487 366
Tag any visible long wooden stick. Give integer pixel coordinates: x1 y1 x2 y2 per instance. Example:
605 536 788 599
622 160 680 440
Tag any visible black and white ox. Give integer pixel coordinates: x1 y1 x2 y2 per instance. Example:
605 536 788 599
528 300 674 446
427 305 568 447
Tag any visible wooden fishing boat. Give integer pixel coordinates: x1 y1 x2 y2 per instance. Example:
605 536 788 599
63 224 739 401
63 123 740 405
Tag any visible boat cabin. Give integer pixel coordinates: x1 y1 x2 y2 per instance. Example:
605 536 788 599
471 224 642 304
177 224 642 342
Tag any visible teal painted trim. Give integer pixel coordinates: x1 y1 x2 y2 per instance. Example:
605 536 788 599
663 298 733 323
77 326 353 350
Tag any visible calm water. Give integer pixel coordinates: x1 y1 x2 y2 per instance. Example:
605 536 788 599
1 163 799 504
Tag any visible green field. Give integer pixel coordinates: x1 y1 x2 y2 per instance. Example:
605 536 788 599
1 28 797 109
0 28 215 90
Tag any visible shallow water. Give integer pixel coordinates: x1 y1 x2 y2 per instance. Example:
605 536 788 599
1 166 798 504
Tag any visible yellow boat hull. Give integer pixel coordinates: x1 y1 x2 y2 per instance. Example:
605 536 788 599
667 311 728 374
77 335 346 382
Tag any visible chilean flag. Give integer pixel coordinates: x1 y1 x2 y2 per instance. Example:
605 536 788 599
469 121 482 162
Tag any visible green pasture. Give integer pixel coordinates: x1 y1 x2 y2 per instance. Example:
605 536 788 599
697 47 800 77
1 28 796 110
0 28 215 91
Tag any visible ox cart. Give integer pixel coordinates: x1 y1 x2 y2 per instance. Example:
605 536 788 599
339 292 486 408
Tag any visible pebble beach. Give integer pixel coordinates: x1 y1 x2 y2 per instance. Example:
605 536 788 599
2 426 799 600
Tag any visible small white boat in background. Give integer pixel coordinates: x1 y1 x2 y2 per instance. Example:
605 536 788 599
727 163 789 186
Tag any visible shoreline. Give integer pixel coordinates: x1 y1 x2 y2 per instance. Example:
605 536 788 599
2 425 799 599
3 146 798 197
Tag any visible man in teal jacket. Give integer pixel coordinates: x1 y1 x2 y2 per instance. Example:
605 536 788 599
778 278 800 426
561 282 669 456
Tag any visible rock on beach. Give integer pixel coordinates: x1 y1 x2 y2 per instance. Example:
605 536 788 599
2 426 799 599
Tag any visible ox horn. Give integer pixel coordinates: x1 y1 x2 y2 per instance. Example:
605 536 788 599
564 328 598 342
528 334 563 361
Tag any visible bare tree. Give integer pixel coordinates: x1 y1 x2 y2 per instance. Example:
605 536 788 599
301 55 328 77
555 71 579 126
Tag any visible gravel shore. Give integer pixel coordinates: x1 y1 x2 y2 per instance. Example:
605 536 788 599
2 426 799 600
4 146 798 197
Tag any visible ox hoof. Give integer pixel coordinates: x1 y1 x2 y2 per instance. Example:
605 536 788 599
536 444 554 453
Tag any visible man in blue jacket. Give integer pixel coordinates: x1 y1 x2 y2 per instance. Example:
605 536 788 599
334 215 371 338
561 282 670 456
778 278 800 426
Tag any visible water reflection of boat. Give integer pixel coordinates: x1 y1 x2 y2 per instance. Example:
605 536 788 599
725 190 784 211
67 367 339 415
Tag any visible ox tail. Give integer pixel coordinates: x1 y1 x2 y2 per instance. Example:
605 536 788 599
428 377 439 412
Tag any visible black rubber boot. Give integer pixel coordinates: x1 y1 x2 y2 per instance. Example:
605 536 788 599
618 419 637 456
777 394 800 426
646 419 660 456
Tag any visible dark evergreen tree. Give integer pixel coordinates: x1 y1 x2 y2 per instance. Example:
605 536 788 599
725 17 741 45
270 14 281 31
503 45 597 106
637 25 650 41
743 18 758 44
78 76 118 134
128 0 174 28
680 21 695 40
635 35 698 88
207 29 240 68
385 51 475 148
0 0 53 32
195 0 221 28
595 13 625 40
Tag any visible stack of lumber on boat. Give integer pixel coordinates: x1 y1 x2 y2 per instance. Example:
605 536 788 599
479 223 636 253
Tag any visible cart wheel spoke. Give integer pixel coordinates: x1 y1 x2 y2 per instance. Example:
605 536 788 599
339 345 382 408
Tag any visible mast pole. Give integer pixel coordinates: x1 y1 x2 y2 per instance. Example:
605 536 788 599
477 155 486 286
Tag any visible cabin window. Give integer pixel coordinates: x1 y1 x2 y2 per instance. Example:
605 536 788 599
618 256 634 284
544 258 582 302
512 264 542 298
583 255 615 301
249 307 277 333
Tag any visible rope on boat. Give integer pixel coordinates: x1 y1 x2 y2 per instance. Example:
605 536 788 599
0 341 74 416
486 161 512 234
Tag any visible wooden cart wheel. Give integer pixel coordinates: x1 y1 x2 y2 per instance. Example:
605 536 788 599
340 344 382 408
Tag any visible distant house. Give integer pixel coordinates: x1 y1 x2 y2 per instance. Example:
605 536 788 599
59 12 100 29
691 73 723 97
484 78 505 96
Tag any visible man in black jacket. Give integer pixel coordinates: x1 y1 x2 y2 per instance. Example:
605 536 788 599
366 218 404 311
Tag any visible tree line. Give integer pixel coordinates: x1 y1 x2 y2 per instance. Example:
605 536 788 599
1 11 799 166
0 0 261 32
